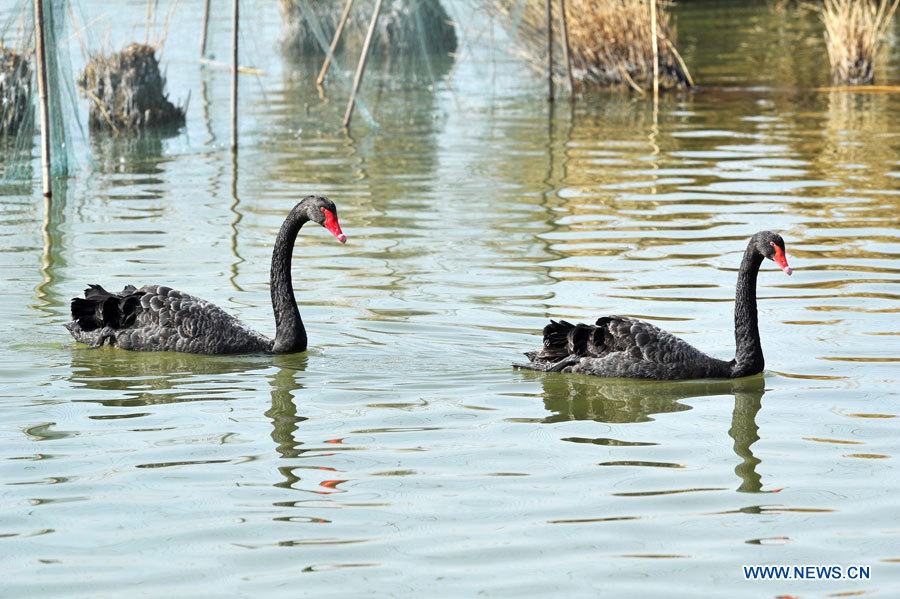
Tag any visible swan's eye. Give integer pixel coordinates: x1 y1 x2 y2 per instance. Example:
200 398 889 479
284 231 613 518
320 207 347 244
770 242 792 276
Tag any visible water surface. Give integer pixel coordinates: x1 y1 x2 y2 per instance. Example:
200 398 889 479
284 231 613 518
1 1 898 596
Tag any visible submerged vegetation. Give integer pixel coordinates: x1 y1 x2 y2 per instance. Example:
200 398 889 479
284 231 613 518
0 46 31 135
821 0 899 85
494 0 692 91
278 0 457 79
78 43 185 132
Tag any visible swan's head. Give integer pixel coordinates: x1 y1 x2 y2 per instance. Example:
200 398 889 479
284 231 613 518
754 231 791 275
299 195 346 244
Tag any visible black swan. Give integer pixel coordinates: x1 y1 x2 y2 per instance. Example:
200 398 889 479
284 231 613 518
515 231 793 380
65 196 346 355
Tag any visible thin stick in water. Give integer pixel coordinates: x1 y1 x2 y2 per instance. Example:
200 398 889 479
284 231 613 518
546 0 554 102
34 0 52 197
650 0 659 102
342 0 382 128
317 0 354 87
231 0 239 152
200 0 210 57
558 0 574 96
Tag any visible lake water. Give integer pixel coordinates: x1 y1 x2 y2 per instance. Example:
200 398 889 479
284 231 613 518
1 1 898 596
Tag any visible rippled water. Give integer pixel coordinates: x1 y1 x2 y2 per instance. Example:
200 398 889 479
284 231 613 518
2 1 899 596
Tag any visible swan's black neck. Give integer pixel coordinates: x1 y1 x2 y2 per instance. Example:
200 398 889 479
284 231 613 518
270 208 308 353
731 243 764 377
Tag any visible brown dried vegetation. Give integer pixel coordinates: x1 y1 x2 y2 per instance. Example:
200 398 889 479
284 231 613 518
821 0 899 85
78 43 184 132
494 0 692 91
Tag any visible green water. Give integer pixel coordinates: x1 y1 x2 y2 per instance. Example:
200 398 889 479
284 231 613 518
1 1 899 596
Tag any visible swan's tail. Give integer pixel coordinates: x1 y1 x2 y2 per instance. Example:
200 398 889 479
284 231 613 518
515 319 612 370
70 284 144 331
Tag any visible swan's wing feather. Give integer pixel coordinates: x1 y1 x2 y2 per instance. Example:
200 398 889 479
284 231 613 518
138 285 223 338
68 284 272 354
131 285 272 353
517 315 728 380
596 316 698 364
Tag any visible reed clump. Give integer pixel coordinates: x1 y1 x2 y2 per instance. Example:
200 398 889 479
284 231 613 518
0 46 32 135
78 43 184 132
494 0 692 91
821 0 899 85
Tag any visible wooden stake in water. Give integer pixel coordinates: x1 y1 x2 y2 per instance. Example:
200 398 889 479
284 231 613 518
200 0 211 57
34 0 52 198
558 0 574 97
231 0 239 152
317 0 354 87
343 0 382 128
650 0 659 103
546 0 554 102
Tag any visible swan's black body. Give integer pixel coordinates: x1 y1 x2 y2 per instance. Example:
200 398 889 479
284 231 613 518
516 231 793 380
65 196 346 355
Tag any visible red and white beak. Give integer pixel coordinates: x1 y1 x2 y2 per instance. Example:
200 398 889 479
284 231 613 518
321 208 346 244
772 243 792 275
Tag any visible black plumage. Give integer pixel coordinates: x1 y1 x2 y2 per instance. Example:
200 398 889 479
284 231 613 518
65 196 346 355
515 231 793 380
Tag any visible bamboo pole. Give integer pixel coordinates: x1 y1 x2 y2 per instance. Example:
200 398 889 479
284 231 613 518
546 0 554 102
558 0 574 96
317 0 354 86
231 0 239 152
199 0 211 57
34 0 52 198
342 0 382 128
650 0 659 102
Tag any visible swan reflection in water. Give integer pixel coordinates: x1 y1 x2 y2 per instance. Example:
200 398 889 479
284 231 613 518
69 348 312 456
68 349 326 492
266 357 358 499
525 371 766 493
266 356 309 462
68 347 274 407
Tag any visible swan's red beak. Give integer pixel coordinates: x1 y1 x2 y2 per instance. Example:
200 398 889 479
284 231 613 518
321 208 346 244
772 243 792 275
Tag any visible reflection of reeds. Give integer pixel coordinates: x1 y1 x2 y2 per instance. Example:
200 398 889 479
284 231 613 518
818 92 898 190
821 0 899 85
494 0 691 90
77 43 185 132
0 45 31 135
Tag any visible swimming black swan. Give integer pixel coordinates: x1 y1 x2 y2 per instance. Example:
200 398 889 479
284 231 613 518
515 231 793 380
65 196 346 355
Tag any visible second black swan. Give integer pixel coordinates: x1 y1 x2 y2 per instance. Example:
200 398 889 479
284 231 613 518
66 196 346 355
515 231 793 380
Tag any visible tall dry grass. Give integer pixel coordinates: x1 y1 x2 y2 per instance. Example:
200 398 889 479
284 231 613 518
493 0 692 91
821 0 899 85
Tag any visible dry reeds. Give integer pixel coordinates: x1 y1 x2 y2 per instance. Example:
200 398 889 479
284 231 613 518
494 0 692 91
821 0 899 85
78 43 185 132
0 46 32 135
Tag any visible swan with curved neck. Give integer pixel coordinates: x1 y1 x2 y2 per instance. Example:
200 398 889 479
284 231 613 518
515 231 793 380
65 196 346 355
